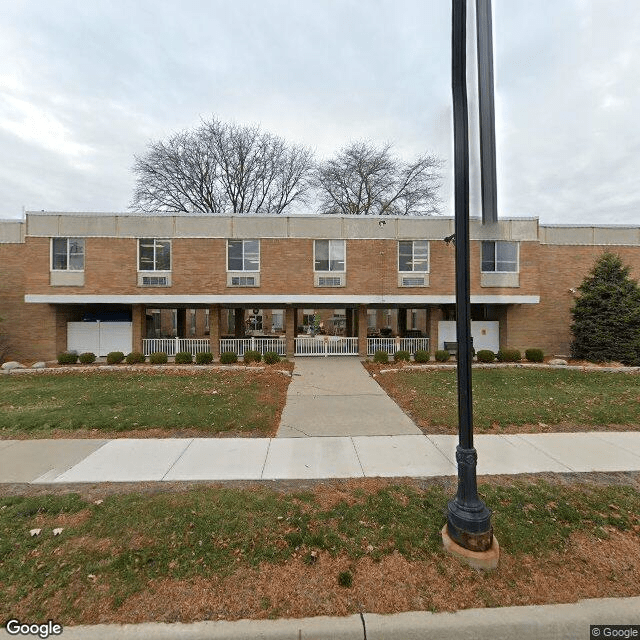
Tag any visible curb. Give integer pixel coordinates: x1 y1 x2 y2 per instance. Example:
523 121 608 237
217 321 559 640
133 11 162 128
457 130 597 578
5 596 638 640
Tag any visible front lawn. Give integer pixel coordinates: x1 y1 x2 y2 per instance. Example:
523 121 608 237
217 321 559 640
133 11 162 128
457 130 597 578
1 478 638 624
370 368 640 433
0 369 291 438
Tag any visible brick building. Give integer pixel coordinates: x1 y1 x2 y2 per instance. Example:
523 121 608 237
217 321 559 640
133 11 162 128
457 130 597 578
1 211 639 362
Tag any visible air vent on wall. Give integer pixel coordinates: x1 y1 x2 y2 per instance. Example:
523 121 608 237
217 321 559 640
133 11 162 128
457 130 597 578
317 276 343 287
231 276 256 286
401 276 425 287
142 276 168 286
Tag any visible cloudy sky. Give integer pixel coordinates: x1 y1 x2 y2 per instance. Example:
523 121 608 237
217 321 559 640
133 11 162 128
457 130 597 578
0 0 638 225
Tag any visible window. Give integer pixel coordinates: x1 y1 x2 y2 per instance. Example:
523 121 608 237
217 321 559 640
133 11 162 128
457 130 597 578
228 240 259 271
139 239 171 271
52 238 84 271
481 241 518 272
398 240 429 272
314 240 345 272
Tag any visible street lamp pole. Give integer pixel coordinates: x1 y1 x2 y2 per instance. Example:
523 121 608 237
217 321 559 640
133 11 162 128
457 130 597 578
446 0 493 552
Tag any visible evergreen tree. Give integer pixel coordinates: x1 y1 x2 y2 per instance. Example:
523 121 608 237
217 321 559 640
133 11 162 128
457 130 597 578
570 252 640 365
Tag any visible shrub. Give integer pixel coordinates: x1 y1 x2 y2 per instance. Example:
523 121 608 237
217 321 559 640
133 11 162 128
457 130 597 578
497 348 521 363
414 349 430 363
220 351 238 364
175 351 193 364
394 350 410 362
78 352 96 364
195 351 213 365
337 571 353 588
106 351 125 365
525 348 544 363
149 351 168 365
373 350 389 364
125 351 145 364
435 350 450 362
243 350 262 363
476 349 495 363
57 352 78 365
263 351 280 364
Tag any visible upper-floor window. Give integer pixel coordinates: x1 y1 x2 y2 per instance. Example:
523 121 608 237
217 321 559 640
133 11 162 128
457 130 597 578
481 241 518 272
398 240 429 272
139 238 171 271
51 238 84 271
227 239 259 271
314 239 345 272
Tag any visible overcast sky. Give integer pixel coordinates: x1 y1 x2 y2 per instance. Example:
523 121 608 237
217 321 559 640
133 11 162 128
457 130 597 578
1 0 638 225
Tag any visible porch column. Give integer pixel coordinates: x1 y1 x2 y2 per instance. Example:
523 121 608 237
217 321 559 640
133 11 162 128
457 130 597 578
131 304 145 355
429 307 443 356
285 307 296 357
234 308 244 338
176 308 187 338
209 305 221 360
345 308 354 337
398 308 407 337
358 305 368 357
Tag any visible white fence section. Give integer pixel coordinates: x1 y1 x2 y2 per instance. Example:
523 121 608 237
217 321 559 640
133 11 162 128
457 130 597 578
437 321 499 352
143 338 210 357
68 322 132 357
220 337 287 357
295 336 358 356
367 337 430 356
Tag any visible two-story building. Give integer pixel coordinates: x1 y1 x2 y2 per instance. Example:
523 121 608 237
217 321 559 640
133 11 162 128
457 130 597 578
1 211 639 362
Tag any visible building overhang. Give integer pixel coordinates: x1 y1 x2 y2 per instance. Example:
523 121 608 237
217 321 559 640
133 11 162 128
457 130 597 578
25 294 540 307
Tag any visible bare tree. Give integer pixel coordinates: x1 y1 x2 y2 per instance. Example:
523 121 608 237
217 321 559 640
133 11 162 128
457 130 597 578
314 141 442 216
131 118 314 214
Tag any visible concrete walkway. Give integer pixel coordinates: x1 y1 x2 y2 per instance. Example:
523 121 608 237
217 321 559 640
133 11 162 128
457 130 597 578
277 357 422 437
2 431 640 483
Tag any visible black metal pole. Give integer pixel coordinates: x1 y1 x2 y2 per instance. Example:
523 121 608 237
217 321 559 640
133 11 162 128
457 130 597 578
447 0 493 552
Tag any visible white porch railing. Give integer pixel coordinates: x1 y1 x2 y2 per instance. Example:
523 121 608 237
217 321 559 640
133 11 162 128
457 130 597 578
295 336 358 356
220 337 287 357
367 337 430 356
143 338 211 357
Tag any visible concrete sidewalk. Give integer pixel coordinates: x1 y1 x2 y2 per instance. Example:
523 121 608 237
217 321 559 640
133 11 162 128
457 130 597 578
1 431 640 483
277 357 422 437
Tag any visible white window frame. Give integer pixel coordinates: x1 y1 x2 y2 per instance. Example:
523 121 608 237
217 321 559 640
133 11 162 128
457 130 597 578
398 240 430 273
313 239 346 273
227 239 260 272
138 238 172 272
481 241 519 273
51 238 85 272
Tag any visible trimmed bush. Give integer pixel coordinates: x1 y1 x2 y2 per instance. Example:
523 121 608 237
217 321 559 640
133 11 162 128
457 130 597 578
476 349 496 363
414 349 430 363
373 350 389 364
57 352 78 365
497 348 521 363
78 352 96 364
175 351 193 364
394 350 410 362
337 571 353 588
149 351 168 365
435 350 451 362
106 351 125 365
263 351 280 364
195 351 213 365
243 350 262 363
125 351 145 364
525 348 544 363
220 351 238 364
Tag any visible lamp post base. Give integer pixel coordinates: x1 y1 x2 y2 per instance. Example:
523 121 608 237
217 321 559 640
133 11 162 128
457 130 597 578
441 525 500 571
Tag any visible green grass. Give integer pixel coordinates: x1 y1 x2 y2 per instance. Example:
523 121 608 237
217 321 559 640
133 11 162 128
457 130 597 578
1 481 638 621
0 371 283 436
388 369 640 429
